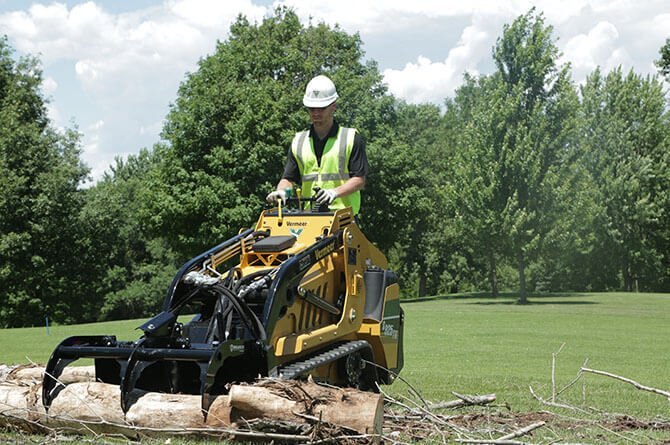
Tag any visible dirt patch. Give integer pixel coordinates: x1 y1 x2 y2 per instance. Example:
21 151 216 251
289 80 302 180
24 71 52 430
609 415 670 432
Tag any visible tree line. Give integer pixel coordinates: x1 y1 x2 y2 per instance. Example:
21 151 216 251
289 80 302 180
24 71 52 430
1 8 669 328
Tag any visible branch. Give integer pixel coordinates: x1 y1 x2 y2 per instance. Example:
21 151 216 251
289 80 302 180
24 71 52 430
428 393 497 410
580 367 670 399
497 421 546 440
551 342 565 402
455 440 524 444
529 385 590 414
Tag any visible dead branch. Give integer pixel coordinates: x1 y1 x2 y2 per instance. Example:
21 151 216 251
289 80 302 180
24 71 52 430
428 393 497 410
551 343 565 403
455 439 524 444
497 421 546 440
580 367 670 400
555 358 587 398
529 385 590 414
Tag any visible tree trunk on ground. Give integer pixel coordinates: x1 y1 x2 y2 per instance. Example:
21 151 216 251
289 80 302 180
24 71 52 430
6 364 95 385
0 368 382 439
229 380 383 434
517 251 527 304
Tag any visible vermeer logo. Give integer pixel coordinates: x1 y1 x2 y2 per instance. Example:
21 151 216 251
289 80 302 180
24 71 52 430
290 228 303 236
287 221 307 226
315 243 334 261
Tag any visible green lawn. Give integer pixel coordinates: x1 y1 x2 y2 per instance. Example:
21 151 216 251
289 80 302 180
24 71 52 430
398 292 670 418
2 292 669 442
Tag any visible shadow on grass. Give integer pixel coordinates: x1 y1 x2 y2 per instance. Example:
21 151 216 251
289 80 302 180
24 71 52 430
401 292 599 305
468 300 598 306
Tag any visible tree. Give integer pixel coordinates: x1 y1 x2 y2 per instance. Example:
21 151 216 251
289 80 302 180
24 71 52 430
655 37 670 80
149 8 394 258
0 37 88 327
579 68 669 291
364 102 456 297
448 10 578 302
77 150 180 321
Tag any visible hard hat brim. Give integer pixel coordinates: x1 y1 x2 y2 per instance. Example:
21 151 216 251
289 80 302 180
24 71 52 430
303 93 338 108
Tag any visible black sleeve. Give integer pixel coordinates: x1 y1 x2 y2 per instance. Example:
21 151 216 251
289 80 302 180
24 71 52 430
348 132 369 178
281 148 302 184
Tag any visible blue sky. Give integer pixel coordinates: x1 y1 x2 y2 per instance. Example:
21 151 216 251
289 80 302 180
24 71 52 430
1 0 668 182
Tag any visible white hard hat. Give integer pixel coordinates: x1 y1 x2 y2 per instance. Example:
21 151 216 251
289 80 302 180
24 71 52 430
303 75 338 107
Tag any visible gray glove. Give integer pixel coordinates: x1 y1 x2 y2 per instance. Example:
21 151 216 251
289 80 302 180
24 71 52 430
315 188 338 205
266 189 287 203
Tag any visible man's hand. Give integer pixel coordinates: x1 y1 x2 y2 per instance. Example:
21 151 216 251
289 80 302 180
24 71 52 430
266 189 287 204
315 188 338 205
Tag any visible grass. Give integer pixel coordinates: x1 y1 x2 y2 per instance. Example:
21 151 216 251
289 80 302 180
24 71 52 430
2 292 670 443
398 292 670 416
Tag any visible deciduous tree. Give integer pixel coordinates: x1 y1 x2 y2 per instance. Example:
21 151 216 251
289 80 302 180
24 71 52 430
0 37 88 327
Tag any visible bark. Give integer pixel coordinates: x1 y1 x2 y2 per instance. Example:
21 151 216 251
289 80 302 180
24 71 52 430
6 364 95 385
517 250 527 304
0 383 45 432
623 257 632 292
418 272 427 297
45 382 233 438
0 376 381 439
229 380 383 434
489 252 499 298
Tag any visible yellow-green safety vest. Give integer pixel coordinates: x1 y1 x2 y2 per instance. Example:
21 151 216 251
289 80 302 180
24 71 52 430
291 126 361 214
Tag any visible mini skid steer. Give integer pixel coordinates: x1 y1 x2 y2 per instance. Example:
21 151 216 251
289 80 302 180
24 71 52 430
43 196 404 415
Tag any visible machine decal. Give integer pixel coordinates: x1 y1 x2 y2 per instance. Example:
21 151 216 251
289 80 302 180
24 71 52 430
315 243 335 261
381 319 400 340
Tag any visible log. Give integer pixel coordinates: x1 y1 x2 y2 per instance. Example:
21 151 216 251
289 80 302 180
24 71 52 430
229 379 384 435
45 382 233 438
0 378 380 439
0 383 45 432
5 364 95 385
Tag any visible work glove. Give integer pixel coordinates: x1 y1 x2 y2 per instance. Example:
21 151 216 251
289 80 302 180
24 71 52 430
315 188 338 205
266 189 287 204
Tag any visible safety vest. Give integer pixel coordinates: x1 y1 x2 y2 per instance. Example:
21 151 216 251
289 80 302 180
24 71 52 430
291 126 361 214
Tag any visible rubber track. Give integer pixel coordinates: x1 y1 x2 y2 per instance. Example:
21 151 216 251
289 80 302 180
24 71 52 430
278 340 370 380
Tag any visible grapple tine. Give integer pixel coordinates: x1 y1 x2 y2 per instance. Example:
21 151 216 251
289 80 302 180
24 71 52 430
120 339 147 413
42 335 123 411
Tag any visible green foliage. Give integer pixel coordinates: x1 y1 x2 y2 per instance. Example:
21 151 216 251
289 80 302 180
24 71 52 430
364 102 456 296
655 37 670 80
0 37 88 327
79 150 181 321
579 68 670 291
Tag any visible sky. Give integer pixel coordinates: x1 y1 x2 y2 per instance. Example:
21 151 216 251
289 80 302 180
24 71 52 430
1 0 668 183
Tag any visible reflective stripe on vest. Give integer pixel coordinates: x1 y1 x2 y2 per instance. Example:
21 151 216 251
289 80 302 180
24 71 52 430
291 127 361 214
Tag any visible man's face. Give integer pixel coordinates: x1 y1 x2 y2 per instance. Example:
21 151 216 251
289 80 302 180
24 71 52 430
307 102 336 125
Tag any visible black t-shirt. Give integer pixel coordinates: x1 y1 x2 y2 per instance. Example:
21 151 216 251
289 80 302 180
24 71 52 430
281 121 369 184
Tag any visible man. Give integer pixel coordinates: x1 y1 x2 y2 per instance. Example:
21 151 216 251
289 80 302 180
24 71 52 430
266 75 368 215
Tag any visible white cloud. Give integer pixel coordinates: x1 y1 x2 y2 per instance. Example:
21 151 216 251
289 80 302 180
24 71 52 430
277 0 512 34
381 17 496 105
560 21 628 82
0 0 270 181
168 0 265 28
41 76 58 95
